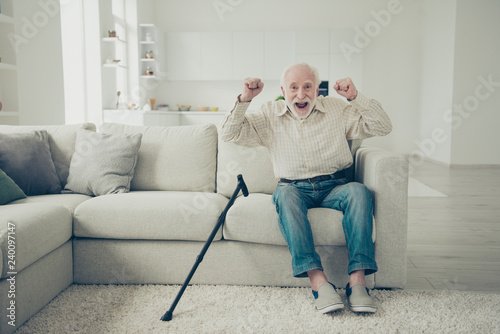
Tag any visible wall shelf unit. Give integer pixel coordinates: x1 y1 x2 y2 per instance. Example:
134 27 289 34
99 0 131 111
138 23 161 108
138 24 159 76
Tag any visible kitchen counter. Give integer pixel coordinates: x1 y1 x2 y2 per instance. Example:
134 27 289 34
103 109 228 127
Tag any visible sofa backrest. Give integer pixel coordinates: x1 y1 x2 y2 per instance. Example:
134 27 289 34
216 138 363 197
101 122 218 192
0 123 96 187
217 138 279 197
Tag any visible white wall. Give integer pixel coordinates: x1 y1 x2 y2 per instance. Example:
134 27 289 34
360 1 422 153
60 0 86 124
450 0 500 165
15 0 65 125
413 0 457 166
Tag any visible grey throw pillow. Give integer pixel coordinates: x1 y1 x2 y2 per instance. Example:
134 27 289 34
0 131 62 196
64 130 142 196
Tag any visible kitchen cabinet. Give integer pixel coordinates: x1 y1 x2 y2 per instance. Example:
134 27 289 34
264 32 296 80
232 32 264 80
162 28 364 89
166 32 201 80
201 32 232 80
296 29 330 81
296 30 330 54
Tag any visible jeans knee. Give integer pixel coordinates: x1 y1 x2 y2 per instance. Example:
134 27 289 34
344 182 373 208
348 182 371 197
273 184 302 207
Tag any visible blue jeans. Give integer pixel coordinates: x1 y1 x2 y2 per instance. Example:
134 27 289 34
272 177 377 278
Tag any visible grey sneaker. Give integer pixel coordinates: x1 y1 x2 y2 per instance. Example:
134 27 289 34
312 283 344 314
345 283 377 313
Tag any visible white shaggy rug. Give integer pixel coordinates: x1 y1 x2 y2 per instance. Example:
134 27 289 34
15 284 499 333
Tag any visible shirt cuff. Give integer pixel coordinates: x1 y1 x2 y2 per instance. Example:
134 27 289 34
220 96 251 128
231 96 251 119
349 92 371 111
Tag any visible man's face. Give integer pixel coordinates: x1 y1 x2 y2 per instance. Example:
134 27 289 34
281 66 319 119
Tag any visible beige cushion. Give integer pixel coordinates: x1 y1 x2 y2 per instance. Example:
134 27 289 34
0 203 72 278
101 123 218 192
64 130 142 196
0 123 96 187
73 191 229 241
217 139 279 197
223 193 348 246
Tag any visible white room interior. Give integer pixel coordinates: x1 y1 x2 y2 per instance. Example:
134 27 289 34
0 0 499 166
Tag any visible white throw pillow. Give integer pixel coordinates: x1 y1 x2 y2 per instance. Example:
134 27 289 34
64 130 142 196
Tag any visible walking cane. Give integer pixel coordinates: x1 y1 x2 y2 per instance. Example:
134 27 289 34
160 174 249 321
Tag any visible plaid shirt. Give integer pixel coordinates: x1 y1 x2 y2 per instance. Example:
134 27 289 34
220 93 392 180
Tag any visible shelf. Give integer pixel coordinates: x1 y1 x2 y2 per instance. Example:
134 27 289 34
102 37 127 44
140 75 157 79
0 13 15 24
140 41 155 44
140 58 156 62
0 63 17 70
0 111 19 116
103 63 128 69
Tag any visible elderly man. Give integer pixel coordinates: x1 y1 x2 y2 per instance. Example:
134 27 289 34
220 63 392 314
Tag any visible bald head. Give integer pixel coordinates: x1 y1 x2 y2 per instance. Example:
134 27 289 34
280 63 321 89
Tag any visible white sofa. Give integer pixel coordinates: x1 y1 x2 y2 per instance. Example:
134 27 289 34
0 122 408 333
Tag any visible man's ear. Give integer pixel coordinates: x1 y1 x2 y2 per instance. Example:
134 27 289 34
316 87 320 96
281 86 285 98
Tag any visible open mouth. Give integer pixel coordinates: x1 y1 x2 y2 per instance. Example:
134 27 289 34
295 102 309 110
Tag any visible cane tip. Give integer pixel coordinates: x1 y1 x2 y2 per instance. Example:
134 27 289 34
160 311 173 321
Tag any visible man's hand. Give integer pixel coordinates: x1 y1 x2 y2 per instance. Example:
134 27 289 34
240 78 264 102
334 77 358 101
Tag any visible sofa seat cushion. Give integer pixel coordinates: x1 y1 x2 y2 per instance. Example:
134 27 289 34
10 193 92 215
101 123 218 192
223 193 348 246
0 203 72 278
73 191 229 241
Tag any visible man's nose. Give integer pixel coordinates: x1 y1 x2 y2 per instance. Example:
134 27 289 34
297 88 306 99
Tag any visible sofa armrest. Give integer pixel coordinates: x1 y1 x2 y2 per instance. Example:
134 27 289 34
355 147 409 289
